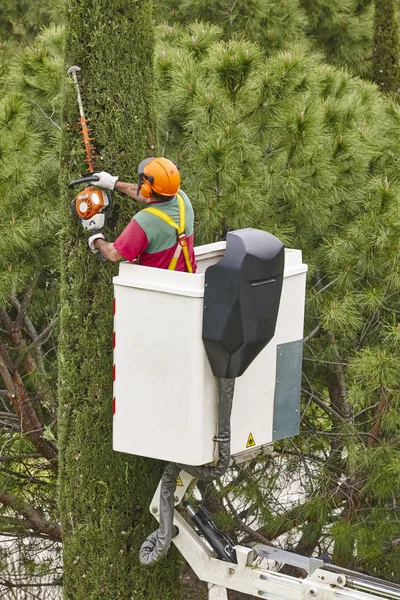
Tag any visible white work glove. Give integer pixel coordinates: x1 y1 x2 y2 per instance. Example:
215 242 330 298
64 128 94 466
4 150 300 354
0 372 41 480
88 232 105 254
93 171 119 190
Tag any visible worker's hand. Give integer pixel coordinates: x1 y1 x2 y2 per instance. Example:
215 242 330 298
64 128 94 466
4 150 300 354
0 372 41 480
93 171 119 190
88 232 106 254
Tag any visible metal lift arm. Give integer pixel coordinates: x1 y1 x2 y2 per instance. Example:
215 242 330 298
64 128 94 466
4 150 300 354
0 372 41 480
150 472 400 600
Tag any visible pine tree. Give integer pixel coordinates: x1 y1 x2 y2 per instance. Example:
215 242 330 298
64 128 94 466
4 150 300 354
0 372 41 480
156 0 375 77
0 25 64 597
0 0 63 80
154 24 400 581
299 0 374 76
157 0 310 55
58 2 181 598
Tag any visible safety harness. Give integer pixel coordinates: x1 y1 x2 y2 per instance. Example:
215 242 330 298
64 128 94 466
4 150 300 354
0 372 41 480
143 193 194 273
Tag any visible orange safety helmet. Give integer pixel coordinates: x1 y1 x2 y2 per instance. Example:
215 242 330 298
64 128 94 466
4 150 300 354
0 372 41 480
137 157 180 198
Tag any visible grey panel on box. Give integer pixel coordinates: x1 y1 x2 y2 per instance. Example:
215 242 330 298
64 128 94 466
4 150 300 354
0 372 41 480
272 340 303 441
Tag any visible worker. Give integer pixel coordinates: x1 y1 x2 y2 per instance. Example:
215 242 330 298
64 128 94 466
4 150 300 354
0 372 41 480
87 157 196 273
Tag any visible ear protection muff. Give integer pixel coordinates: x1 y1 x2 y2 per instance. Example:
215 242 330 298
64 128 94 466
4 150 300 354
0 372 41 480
137 157 156 197
139 174 154 198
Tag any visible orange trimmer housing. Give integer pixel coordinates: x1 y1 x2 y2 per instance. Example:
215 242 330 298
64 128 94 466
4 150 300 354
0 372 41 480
75 186 107 219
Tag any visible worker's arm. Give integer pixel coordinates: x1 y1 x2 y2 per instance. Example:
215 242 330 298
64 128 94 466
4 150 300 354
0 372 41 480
88 232 123 262
93 172 148 202
93 239 123 262
115 181 148 202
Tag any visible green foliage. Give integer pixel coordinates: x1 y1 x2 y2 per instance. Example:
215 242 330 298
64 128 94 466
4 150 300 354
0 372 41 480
300 0 374 76
0 0 63 81
0 25 63 304
0 25 63 597
157 0 375 78
155 24 400 580
157 0 309 55
58 2 182 599
372 0 400 94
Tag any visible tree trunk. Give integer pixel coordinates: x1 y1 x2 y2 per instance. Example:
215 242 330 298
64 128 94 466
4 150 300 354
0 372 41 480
58 1 181 598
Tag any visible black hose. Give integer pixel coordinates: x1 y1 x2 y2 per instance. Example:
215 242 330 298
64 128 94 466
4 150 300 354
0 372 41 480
139 377 235 566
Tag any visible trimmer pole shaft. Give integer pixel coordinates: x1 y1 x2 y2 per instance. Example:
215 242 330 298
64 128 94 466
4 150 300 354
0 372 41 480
67 65 96 173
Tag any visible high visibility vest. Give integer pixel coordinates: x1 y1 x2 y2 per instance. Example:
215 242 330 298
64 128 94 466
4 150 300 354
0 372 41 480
143 193 194 273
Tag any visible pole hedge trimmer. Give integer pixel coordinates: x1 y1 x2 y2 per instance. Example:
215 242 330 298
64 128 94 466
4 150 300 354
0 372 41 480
67 65 112 232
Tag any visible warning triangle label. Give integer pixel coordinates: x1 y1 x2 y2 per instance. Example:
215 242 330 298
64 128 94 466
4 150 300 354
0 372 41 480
246 433 256 448
176 475 183 486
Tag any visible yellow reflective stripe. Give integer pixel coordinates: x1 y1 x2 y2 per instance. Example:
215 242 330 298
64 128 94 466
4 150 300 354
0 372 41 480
143 206 179 231
177 193 186 233
182 245 193 273
168 257 179 270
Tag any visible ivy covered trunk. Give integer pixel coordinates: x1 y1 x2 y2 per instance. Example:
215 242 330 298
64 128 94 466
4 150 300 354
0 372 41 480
58 1 181 598
372 0 400 94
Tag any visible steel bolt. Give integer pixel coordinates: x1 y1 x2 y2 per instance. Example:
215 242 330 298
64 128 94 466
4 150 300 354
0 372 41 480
174 496 179 502
309 589 316 597
337 576 343 584
228 568 235 575
151 506 158 514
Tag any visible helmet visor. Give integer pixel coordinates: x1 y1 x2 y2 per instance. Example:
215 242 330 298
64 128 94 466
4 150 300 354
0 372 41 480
137 157 156 194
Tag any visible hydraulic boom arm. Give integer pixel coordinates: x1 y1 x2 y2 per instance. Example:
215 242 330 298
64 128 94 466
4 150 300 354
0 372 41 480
149 472 400 600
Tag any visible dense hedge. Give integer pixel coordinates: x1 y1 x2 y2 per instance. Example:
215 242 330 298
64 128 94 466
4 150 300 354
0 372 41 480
58 2 181 598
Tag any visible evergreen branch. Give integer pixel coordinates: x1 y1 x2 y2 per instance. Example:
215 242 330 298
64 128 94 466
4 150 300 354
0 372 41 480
303 357 349 366
32 101 61 131
223 489 271 545
0 310 14 336
0 515 36 535
303 325 321 343
0 414 21 431
0 454 41 463
311 430 382 444
0 342 17 384
354 402 379 419
288 438 316 492
12 298 45 372
0 467 52 486
0 343 57 466
301 388 346 421
23 317 45 372
0 411 18 421
0 579 62 589
23 313 59 356
14 275 38 329
327 330 351 420
273 445 328 464
306 277 338 303
357 311 380 350
0 490 61 541
262 502 327 541
3 301 58 410
0 308 37 375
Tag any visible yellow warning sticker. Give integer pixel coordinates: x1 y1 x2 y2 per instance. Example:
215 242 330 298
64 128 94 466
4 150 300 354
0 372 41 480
246 433 256 448
176 475 183 486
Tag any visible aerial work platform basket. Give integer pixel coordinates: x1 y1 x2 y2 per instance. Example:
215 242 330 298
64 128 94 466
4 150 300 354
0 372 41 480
112 229 307 465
